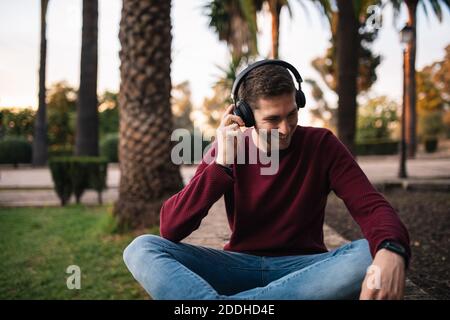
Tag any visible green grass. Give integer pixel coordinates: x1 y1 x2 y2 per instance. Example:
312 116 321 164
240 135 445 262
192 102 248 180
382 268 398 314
0 205 158 299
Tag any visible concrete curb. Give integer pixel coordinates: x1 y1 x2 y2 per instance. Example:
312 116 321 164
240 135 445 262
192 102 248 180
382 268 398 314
374 180 450 192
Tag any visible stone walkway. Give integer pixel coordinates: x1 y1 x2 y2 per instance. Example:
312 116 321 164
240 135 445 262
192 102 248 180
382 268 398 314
1 155 449 206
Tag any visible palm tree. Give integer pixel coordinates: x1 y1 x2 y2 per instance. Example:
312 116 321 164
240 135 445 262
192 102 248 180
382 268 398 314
32 0 49 166
335 0 360 155
204 0 263 60
335 0 381 155
114 0 183 230
75 0 99 156
390 0 450 158
267 0 288 59
266 0 331 58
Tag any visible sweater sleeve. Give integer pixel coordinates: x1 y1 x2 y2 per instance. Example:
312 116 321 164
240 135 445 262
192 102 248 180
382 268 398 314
159 142 234 242
322 130 411 262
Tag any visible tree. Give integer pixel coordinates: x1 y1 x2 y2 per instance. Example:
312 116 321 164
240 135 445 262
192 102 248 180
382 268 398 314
47 82 77 147
0 108 36 140
265 0 331 59
267 0 290 59
204 0 262 60
416 44 450 139
200 56 250 138
309 4 382 133
335 0 382 155
98 90 119 138
356 96 399 141
304 79 337 130
172 81 194 132
75 0 99 156
390 0 450 157
32 0 49 166
114 0 183 230
335 0 360 155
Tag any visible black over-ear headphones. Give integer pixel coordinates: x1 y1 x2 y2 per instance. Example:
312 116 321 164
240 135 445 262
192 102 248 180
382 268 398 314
231 59 306 127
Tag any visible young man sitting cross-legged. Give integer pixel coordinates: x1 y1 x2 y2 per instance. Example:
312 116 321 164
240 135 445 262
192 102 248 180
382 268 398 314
123 60 411 300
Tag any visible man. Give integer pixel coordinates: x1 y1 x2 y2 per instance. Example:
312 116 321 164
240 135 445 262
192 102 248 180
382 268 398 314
123 60 410 300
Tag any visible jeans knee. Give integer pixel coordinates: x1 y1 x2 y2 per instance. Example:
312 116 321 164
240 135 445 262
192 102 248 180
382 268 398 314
123 234 165 268
353 239 372 264
346 239 373 285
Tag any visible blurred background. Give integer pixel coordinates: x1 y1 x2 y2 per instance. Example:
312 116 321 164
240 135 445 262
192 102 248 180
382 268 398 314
0 0 448 300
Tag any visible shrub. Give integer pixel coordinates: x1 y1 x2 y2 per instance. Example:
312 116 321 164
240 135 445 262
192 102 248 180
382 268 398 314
100 133 118 163
49 157 108 206
424 138 438 153
0 136 32 167
48 159 73 205
85 158 108 204
355 139 399 156
71 160 91 204
0 108 35 139
48 145 74 159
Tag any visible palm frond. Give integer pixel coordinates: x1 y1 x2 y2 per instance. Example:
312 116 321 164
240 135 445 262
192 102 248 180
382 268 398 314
310 0 333 26
428 0 443 21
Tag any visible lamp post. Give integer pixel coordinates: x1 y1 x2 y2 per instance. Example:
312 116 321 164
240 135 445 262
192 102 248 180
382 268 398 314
398 25 413 178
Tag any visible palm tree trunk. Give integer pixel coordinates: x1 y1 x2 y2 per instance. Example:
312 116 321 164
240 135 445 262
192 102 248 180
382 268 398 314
230 6 245 61
229 1 258 61
336 0 359 155
75 0 99 156
32 0 49 166
268 0 282 59
114 0 183 230
405 0 418 158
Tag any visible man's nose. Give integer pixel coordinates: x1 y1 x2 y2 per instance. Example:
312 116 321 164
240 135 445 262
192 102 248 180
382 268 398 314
278 120 290 137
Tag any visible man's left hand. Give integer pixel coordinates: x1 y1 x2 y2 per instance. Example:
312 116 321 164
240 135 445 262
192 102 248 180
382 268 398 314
359 249 406 300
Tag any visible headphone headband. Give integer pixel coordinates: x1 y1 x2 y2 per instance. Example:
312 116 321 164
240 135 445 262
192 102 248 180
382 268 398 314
231 59 303 104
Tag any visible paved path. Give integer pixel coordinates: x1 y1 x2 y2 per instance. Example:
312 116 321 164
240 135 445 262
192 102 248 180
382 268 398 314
1 156 449 189
1 155 449 206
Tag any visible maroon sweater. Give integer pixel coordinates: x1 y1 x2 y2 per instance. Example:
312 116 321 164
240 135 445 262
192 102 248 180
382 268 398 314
160 126 411 260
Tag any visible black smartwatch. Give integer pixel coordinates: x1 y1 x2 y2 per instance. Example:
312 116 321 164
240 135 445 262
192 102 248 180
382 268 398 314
378 240 409 268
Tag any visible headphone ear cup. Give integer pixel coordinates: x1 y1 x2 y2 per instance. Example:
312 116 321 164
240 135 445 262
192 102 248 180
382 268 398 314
296 90 306 109
234 100 255 127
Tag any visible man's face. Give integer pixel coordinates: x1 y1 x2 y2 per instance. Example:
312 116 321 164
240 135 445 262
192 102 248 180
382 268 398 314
253 92 298 150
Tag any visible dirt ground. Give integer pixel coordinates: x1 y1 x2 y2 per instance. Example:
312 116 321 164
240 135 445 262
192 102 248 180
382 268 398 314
324 189 450 299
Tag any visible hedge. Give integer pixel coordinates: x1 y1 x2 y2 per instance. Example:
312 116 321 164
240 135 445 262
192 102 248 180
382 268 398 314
424 137 438 153
0 136 32 167
355 140 399 156
49 157 108 206
100 133 118 163
48 145 74 159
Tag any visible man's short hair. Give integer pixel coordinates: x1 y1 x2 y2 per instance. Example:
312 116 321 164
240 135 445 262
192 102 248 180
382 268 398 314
237 64 296 110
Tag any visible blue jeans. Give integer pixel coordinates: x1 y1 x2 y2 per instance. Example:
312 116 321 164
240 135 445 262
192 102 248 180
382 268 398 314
123 234 372 300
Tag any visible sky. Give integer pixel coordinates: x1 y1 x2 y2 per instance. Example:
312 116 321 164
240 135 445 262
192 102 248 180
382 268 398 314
0 0 449 126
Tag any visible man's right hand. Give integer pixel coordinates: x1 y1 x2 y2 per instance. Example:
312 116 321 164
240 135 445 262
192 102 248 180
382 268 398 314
215 104 245 167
